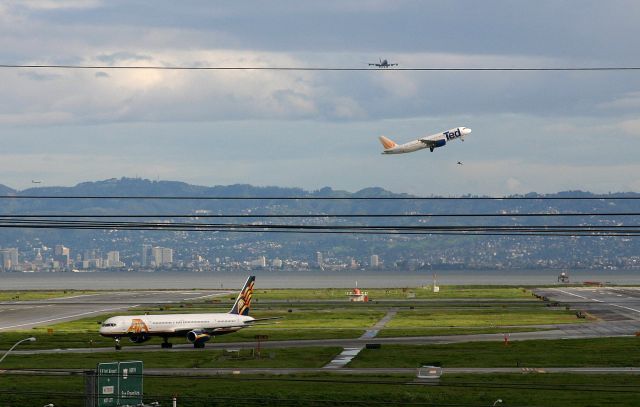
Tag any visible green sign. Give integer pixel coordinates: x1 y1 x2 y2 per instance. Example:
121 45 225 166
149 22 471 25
97 361 143 407
97 362 119 407
118 361 143 406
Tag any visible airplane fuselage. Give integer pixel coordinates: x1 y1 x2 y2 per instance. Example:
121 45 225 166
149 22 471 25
100 313 255 339
382 127 471 154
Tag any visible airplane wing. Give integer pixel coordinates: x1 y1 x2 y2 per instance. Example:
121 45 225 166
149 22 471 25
419 138 441 147
243 317 283 324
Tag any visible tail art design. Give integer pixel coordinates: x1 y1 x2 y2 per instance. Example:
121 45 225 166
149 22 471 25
230 276 255 316
378 136 397 149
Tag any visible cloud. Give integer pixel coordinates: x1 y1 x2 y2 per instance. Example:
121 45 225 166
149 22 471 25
598 91 640 111
617 119 640 137
10 0 103 10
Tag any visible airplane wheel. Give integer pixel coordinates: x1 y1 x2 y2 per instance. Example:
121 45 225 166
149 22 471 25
161 342 173 349
194 342 205 349
115 344 122 350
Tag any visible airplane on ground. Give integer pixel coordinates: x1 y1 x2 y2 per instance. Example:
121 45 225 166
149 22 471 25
31 180 42 184
99 276 276 349
379 127 472 154
369 58 398 68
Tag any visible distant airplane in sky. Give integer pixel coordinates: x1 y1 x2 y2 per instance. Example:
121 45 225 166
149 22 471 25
379 127 472 154
457 161 464 165
99 276 277 349
368 58 398 68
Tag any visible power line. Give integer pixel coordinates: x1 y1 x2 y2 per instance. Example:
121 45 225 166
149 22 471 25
1 212 640 218
2 64 640 72
2 195 640 200
0 218 639 236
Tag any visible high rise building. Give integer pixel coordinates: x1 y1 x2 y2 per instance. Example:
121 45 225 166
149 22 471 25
141 244 152 267
152 246 173 266
0 248 19 270
54 245 70 266
106 251 123 268
370 254 380 269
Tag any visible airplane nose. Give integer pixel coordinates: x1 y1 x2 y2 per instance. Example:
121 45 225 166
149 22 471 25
462 127 472 135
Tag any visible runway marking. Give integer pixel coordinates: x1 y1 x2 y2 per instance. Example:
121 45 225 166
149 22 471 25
552 289 640 314
183 293 227 301
0 305 137 331
48 293 103 301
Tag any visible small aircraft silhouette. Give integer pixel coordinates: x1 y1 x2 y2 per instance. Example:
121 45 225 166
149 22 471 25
31 180 42 184
457 161 463 165
369 58 398 68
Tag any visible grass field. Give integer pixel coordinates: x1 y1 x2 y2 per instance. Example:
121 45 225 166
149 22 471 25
349 337 640 368
0 292 584 350
0 290 96 301
381 306 585 333
0 307 381 350
1 373 639 406
0 347 341 370
252 286 535 300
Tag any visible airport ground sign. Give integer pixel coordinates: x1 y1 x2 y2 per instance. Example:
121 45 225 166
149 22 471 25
97 361 143 407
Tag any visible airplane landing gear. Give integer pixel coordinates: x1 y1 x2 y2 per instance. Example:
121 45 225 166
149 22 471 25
430 147 434 152
194 341 206 349
161 337 173 349
115 338 122 351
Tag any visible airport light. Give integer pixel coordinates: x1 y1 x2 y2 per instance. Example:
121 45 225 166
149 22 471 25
492 399 503 406
0 337 36 364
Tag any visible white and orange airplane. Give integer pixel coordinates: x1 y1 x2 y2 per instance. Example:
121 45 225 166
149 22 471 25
379 127 472 154
99 276 278 349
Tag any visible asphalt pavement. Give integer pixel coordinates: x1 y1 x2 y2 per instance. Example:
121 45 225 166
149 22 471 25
0 290 231 331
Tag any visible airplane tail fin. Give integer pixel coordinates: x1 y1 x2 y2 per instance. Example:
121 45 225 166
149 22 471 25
229 276 255 316
379 136 397 150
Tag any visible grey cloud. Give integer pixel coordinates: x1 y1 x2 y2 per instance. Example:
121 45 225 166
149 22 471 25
95 51 152 63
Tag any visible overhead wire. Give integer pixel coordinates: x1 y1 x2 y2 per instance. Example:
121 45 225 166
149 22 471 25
2 195 640 200
2 64 640 72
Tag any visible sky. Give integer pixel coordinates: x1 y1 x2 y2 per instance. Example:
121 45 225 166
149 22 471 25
1 0 640 195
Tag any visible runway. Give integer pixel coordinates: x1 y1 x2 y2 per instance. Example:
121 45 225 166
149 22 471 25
0 290 230 332
5 286 640 355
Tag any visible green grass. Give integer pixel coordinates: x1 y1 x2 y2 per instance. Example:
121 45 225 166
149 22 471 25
0 290 96 301
384 307 587 329
377 326 549 337
0 347 342 370
254 286 534 300
1 373 639 407
349 337 640 368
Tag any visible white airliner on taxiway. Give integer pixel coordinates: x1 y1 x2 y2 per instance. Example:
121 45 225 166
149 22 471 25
379 127 472 154
100 276 275 349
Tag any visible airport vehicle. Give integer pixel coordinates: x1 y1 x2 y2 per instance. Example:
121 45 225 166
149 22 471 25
369 58 398 68
379 127 472 154
99 276 274 349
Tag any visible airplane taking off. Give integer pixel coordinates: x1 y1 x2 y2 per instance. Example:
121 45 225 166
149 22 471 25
369 58 398 68
379 127 472 154
99 276 276 349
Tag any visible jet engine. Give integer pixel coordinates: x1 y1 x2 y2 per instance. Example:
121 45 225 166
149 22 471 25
433 139 446 148
187 330 211 344
128 333 151 343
